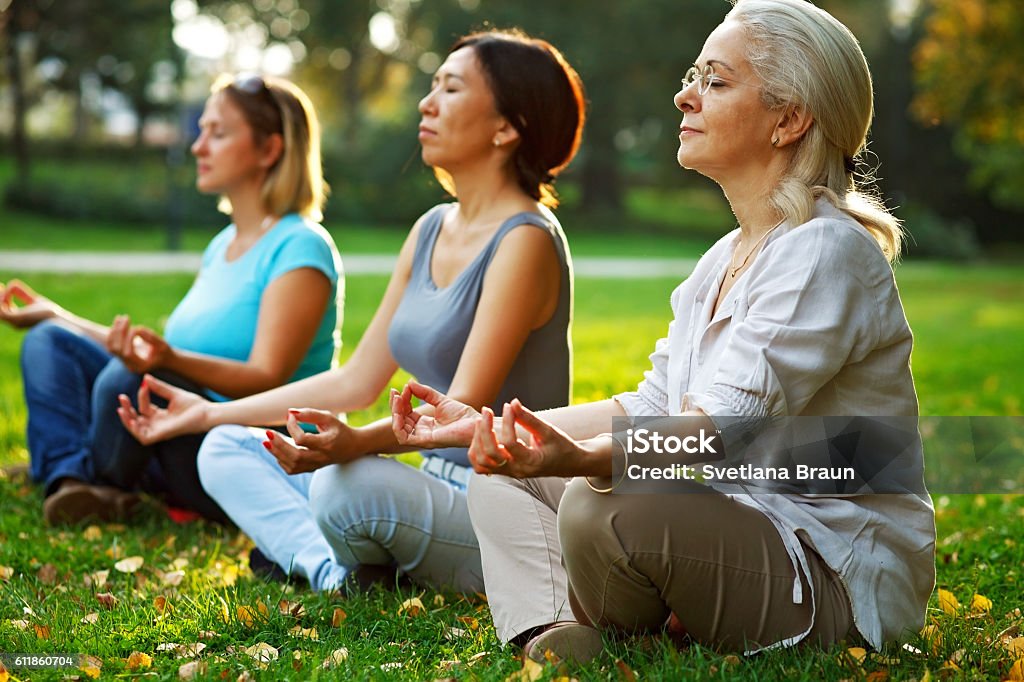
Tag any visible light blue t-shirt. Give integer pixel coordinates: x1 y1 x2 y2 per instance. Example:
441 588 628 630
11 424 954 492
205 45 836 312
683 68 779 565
163 214 342 395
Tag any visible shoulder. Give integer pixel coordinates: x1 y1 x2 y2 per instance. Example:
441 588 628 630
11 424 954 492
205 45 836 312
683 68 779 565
769 201 890 280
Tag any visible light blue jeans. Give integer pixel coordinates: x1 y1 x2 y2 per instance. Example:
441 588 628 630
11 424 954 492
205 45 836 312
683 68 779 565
196 424 483 593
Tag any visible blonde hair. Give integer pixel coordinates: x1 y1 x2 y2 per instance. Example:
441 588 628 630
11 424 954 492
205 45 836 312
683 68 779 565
211 74 328 221
727 0 903 262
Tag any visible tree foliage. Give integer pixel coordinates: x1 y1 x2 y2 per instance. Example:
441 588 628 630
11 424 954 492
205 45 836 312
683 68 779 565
912 0 1024 210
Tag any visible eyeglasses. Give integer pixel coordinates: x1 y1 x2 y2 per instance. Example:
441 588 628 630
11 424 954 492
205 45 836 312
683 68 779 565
681 64 718 96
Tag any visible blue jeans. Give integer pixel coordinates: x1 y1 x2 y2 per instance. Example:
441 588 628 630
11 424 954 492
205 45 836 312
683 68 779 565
20 320 227 522
197 424 483 593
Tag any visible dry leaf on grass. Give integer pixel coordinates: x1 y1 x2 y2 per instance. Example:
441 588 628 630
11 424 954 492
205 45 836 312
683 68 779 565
82 525 102 541
177 660 207 680
971 593 993 613
34 623 51 639
0 565 13 581
242 642 278 664
1008 659 1024 681
289 625 319 640
114 556 144 573
332 607 347 627
938 589 961 616
846 647 868 664
37 563 58 585
504 657 545 682
80 612 99 625
398 596 426 617
321 648 349 670
237 602 270 627
154 595 172 615
127 652 152 670
162 570 186 587
8 619 29 630
614 659 637 681
96 592 118 609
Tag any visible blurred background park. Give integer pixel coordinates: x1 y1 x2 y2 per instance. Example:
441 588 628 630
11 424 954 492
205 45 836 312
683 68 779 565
0 3 1023 679
1 0 1022 441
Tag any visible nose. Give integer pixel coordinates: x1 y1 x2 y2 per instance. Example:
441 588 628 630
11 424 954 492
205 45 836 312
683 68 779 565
418 87 437 115
674 81 700 113
190 133 205 156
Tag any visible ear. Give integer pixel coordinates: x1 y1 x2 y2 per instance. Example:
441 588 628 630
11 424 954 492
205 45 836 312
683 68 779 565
772 104 814 148
492 118 520 148
259 133 284 169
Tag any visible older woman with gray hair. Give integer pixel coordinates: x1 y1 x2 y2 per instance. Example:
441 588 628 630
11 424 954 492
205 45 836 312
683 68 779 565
392 0 935 663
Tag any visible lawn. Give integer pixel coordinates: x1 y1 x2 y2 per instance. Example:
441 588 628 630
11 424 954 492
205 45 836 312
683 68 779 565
1 264 1023 681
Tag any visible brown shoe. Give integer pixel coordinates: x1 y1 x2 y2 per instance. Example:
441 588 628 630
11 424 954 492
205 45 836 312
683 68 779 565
43 480 140 526
523 622 604 664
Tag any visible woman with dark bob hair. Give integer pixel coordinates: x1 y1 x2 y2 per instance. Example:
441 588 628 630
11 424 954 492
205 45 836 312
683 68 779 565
392 0 935 664
117 29 587 594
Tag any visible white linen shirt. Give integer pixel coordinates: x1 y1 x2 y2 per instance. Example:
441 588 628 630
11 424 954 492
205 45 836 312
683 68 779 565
615 199 936 650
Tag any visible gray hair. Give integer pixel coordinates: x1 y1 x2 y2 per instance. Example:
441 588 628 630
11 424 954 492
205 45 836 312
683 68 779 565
727 0 902 261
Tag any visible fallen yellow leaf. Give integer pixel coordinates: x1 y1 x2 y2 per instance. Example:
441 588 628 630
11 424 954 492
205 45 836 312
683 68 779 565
242 642 279 664
34 623 51 639
0 565 13 581
332 607 347 627
458 615 480 630
970 593 992 613
320 647 349 670
80 664 101 679
938 588 960 616
1005 636 1024 657
82 525 102 541
847 646 868 664
114 556 144 573
127 651 152 670
505 657 545 682
398 596 426 617
154 595 171 615
289 625 319 640
1008 658 1024 682
0 661 8 682
81 612 99 624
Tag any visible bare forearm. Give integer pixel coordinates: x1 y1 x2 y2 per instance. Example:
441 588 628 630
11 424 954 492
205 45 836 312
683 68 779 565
160 349 295 399
52 309 109 345
200 366 373 429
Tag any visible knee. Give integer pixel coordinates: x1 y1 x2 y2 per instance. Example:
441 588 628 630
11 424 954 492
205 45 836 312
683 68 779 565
308 460 369 532
557 480 624 566
196 425 253 494
466 472 514 524
21 320 72 367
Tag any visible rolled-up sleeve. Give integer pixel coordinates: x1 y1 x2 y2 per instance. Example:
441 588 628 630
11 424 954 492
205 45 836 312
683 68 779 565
685 223 881 423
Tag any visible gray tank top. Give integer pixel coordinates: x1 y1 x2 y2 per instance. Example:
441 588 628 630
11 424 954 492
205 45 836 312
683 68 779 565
387 203 573 466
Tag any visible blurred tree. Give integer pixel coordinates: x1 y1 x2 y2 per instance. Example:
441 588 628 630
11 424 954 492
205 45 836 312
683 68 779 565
912 0 1024 211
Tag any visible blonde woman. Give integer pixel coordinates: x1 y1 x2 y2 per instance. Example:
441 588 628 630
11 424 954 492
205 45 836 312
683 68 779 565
393 0 935 663
0 75 340 525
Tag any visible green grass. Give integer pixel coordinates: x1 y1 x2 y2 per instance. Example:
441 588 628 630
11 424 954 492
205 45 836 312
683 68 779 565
0 207 715 259
1 266 1023 680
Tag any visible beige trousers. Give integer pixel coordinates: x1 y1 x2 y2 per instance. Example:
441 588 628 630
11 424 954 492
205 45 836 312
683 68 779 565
467 474 858 651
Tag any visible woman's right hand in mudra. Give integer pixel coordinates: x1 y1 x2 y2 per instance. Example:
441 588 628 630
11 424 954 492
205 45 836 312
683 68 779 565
116 374 210 445
390 381 480 449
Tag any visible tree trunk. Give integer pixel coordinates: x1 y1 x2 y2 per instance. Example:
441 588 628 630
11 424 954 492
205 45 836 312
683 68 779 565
5 0 31 185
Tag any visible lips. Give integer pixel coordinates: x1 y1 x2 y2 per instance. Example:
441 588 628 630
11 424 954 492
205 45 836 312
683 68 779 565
418 124 437 139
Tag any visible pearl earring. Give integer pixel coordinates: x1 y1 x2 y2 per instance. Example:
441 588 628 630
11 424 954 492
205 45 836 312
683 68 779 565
493 138 501 147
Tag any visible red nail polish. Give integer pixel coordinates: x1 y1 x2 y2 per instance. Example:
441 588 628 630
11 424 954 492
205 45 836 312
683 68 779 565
265 430 275 440
262 441 272 451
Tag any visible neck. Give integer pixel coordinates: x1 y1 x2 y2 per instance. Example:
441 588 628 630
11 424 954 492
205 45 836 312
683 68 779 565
447 164 534 227
227 185 273 236
717 155 790 240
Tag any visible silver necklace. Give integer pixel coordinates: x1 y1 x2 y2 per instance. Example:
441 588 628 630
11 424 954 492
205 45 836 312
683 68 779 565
727 219 784 279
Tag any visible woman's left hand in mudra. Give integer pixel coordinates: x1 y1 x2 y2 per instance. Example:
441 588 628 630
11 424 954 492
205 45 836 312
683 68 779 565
469 399 583 478
264 408 358 474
